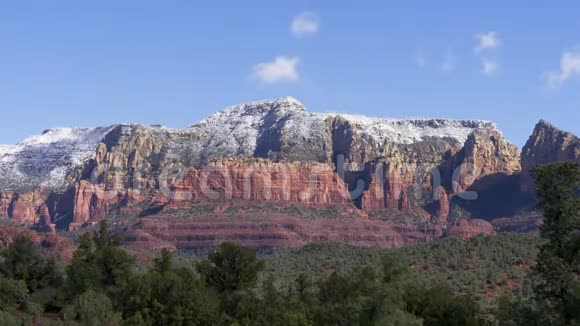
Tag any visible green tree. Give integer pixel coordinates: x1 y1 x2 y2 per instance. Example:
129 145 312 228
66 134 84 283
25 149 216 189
313 271 368 325
63 289 121 326
65 220 134 300
259 275 286 323
0 277 30 326
405 286 481 326
0 277 28 309
381 252 413 284
0 234 63 291
496 296 550 326
309 254 419 326
531 162 580 323
198 242 265 293
121 249 218 325
0 310 27 326
153 248 173 274
197 242 266 323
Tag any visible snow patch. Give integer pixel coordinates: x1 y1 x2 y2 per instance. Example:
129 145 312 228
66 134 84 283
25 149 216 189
0 127 114 192
179 96 498 164
332 113 495 145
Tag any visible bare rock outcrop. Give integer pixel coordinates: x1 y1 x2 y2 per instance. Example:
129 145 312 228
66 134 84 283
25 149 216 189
71 158 355 229
122 210 436 251
453 129 521 191
0 190 57 225
520 120 580 192
358 138 463 217
447 219 496 239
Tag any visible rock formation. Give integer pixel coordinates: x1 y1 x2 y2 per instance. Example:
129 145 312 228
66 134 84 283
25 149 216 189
453 129 521 191
0 190 56 225
122 207 440 252
520 120 580 192
0 97 576 250
447 219 496 239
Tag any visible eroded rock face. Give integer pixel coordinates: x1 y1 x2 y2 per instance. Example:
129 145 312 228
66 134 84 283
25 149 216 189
122 210 441 251
447 219 496 239
453 129 521 191
436 187 450 222
169 159 352 207
60 99 513 230
10 192 42 224
356 130 521 221
358 138 463 217
71 158 355 229
71 180 110 229
0 190 57 225
520 120 580 192
0 192 13 217
0 97 572 250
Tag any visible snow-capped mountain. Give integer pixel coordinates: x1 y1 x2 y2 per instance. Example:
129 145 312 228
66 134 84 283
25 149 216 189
0 127 115 192
191 96 496 155
0 97 500 193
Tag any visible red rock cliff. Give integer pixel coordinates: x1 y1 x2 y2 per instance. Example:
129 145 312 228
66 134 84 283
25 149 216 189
71 157 355 229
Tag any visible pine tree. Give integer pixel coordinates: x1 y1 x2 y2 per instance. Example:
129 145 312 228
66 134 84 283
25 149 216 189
531 162 580 323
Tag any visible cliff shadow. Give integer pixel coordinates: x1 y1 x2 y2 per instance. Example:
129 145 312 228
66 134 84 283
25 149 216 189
451 173 536 220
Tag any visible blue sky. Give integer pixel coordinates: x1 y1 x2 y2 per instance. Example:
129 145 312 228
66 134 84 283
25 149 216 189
0 1 579 147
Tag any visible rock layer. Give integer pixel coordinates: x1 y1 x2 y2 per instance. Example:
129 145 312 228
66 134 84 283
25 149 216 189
122 208 444 252
70 158 355 230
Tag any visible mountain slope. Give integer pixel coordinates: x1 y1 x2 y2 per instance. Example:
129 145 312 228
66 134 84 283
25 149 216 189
1 97 560 250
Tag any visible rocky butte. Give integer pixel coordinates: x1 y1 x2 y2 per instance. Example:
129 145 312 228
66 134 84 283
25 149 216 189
0 97 577 251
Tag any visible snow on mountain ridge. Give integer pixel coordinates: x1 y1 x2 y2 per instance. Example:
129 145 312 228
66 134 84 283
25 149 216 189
0 97 503 192
177 97 501 165
0 126 115 192
184 97 309 162
20 127 114 146
190 96 305 128
188 96 498 149
330 113 497 145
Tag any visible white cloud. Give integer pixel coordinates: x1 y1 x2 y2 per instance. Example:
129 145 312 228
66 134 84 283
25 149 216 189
474 32 501 53
544 50 580 87
442 50 455 72
481 59 499 76
290 12 319 38
473 32 502 77
253 56 300 83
